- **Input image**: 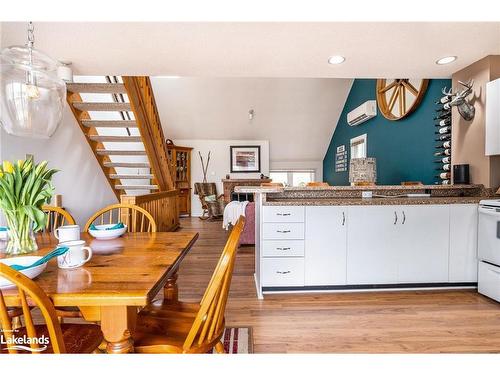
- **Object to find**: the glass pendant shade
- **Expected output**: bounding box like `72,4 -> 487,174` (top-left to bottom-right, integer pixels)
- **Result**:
0,44 -> 66,138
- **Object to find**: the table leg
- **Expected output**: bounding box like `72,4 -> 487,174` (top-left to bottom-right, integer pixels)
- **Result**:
163,272 -> 179,302
100,306 -> 137,354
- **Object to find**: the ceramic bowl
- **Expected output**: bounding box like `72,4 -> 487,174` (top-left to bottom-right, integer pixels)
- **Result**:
0,256 -> 47,289
89,224 -> 127,240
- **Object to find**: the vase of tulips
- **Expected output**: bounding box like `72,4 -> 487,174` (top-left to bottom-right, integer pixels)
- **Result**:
0,158 -> 58,255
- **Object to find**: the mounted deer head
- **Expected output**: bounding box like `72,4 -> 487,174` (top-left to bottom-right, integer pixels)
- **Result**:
448,79 -> 475,121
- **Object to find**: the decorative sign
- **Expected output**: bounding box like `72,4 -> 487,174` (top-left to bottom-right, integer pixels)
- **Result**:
335,145 -> 347,172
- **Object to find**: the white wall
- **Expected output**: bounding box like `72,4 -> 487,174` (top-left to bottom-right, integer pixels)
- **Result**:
0,105 -> 118,226
173,139 -> 269,217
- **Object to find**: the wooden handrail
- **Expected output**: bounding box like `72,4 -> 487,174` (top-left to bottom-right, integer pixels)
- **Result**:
122,76 -> 174,191
121,189 -> 179,231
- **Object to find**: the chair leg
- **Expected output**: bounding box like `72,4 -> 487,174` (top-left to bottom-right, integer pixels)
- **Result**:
214,341 -> 225,354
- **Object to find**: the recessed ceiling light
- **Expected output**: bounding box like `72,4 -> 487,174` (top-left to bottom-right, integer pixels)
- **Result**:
436,56 -> 457,65
328,55 -> 346,65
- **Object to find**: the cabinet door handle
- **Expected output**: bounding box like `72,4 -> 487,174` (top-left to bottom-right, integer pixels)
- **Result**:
276,247 -> 291,251
276,213 -> 291,216
402,211 -> 406,225
394,211 -> 398,225
277,230 -> 291,233
342,211 -> 346,226
276,271 -> 291,274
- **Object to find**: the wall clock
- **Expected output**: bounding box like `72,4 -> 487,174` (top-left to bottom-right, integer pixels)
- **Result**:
376,79 -> 429,120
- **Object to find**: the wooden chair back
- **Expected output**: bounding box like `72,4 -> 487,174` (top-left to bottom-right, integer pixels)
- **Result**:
0,264 -> 66,353
41,206 -> 76,234
306,182 -> 329,187
84,203 -> 157,232
183,216 -> 245,352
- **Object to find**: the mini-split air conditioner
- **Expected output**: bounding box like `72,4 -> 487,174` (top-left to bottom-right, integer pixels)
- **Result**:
347,100 -> 377,126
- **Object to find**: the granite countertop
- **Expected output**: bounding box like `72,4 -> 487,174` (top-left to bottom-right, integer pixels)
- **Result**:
263,196 -> 485,206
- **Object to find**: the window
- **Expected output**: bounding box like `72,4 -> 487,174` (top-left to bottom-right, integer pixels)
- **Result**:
269,170 -> 316,187
350,134 -> 367,159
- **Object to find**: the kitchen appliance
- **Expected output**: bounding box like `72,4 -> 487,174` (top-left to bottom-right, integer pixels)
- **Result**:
453,164 -> 470,184
478,199 -> 500,302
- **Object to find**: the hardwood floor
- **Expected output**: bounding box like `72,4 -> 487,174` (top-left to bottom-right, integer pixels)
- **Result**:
176,217 -> 500,353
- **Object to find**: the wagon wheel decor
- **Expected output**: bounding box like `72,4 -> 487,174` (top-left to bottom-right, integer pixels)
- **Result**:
376,79 -> 429,120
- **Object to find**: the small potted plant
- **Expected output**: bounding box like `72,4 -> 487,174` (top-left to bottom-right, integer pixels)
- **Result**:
0,158 -> 58,255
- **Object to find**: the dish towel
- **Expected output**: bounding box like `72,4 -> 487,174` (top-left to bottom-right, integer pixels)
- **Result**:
223,201 -> 248,230
89,222 -> 125,231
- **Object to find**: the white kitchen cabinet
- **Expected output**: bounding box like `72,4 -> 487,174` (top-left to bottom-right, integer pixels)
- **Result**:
262,258 -> 305,287
449,204 -> 478,282
347,206 -> 400,284
485,78 -> 500,155
397,205 -> 450,283
263,206 -> 305,223
305,206 -> 347,285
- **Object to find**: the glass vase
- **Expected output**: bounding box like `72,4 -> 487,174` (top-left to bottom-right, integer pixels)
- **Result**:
4,211 -> 38,255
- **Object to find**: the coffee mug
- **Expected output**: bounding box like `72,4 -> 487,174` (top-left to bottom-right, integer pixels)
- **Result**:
57,240 -> 92,269
54,225 -> 80,243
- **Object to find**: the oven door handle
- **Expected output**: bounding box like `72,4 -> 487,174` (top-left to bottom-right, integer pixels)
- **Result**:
478,207 -> 500,216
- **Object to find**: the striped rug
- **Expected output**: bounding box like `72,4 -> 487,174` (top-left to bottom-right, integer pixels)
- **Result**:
210,327 -> 253,354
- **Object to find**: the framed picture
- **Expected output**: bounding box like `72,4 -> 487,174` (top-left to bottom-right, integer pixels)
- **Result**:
230,145 -> 261,173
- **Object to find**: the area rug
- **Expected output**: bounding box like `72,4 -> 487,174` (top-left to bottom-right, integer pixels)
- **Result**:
209,327 -> 253,354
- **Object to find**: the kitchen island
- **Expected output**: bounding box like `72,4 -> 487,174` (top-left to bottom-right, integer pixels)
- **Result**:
234,184 -> 491,299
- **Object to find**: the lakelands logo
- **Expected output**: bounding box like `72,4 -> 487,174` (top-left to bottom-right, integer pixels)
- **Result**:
1,329 -> 49,352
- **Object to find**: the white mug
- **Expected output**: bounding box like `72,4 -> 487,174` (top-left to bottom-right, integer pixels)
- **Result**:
57,240 -> 92,269
54,225 -> 80,243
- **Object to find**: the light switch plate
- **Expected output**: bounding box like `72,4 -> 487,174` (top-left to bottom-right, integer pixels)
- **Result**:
362,191 -> 373,198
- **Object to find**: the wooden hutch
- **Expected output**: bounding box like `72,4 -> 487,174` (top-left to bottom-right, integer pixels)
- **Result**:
166,141 -> 193,216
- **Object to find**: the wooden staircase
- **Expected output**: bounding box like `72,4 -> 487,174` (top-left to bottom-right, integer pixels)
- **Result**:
66,77 -> 174,200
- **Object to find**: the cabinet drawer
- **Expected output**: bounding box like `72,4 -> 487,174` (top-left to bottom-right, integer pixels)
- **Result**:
262,223 -> 304,240
262,258 -> 305,287
263,206 -> 304,223
263,240 -> 305,257
478,261 -> 500,302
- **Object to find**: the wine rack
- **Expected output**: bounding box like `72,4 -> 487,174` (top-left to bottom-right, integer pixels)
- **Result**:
433,90 -> 453,185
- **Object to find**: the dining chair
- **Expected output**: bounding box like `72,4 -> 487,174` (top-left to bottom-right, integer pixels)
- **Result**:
0,263 -> 103,354
42,205 -> 76,234
84,203 -> 157,233
306,182 -> 330,187
133,216 -> 245,354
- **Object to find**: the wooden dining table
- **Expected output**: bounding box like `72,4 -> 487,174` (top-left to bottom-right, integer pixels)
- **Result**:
0,231 -> 199,353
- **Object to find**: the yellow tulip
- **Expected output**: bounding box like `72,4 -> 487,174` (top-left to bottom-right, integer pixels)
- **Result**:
0,171 -> 3,178
2,161 -> 13,174
17,160 -> 24,169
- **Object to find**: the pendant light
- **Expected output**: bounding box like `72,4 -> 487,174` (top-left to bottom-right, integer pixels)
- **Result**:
0,22 -> 66,138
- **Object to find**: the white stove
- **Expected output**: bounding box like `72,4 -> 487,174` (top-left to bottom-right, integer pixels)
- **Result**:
478,200 -> 500,302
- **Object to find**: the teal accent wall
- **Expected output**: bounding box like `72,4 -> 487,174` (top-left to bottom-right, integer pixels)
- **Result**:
323,79 -> 451,186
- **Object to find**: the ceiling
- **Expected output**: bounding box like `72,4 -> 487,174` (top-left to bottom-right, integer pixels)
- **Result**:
1,22 -> 499,77
151,77 -> 353,162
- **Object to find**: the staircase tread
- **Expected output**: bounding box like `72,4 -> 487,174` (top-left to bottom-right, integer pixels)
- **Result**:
103,162 -> 150,167
109,174 -> 154,179
82,120 -> 137,128
67,82 -> 127,93
89,135 -> 142,142
115,185 -> 159,190
96,149 -> 146,155
72,102 -> 131,111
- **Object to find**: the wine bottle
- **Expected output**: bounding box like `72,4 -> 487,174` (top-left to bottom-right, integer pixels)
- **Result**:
436,126 -> 451,134
434,149 -> 451,156
441,179 -> 450,185
435,134 -> 451,141
435,118 -> 451,127
434,141 -> 451,149
435,94 -> 453,104
433,112 -> 452,120
436,172 -> 451,179
435,164 -> 451,171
